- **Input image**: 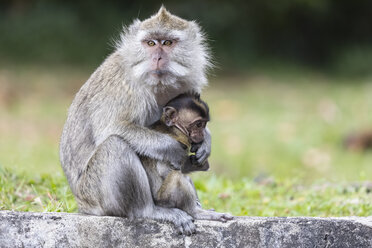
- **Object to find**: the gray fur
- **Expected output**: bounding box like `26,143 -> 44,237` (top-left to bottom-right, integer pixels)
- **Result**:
59,7 -> 211,235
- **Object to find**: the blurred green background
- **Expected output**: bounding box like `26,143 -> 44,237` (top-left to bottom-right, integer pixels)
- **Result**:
1,0 -> 372,215
1,0 -> 372,74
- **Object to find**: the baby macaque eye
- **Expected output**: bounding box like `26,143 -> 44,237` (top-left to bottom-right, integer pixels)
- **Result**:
147,40 -> 156,46
163,40 -> 173,46
196,121 -> 205,128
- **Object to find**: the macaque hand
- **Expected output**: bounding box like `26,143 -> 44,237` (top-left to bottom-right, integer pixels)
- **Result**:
195,129 -> 211,164
189,144 -> 200,165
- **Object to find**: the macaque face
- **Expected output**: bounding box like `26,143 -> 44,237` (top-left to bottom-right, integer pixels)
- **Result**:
118,7 -> 209,89
177,109 -> 207,144
187,119 -> 207,144
142,38 -> 179,79
163,96 -> 209,145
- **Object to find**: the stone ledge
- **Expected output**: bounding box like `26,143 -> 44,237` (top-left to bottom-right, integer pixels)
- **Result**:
0,211 -> 371,248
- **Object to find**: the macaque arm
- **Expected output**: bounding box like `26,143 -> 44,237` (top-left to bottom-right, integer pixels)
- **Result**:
111,122 -> 187,168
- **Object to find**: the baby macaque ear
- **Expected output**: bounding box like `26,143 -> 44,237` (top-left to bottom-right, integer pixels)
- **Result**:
163,106 -> 178,126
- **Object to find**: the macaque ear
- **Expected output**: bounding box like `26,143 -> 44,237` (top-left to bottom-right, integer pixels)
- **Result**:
163,106 -> 178,126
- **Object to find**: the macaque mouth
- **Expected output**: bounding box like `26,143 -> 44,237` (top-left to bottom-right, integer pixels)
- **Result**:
150,69 -> 168,77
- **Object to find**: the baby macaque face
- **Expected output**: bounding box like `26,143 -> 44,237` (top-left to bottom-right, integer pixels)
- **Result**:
177,109 -> 208,144
163,106 -> 208,144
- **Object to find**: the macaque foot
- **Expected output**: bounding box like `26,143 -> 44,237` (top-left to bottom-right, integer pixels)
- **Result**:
170,208 -> 196,235
195,210 -> 234,223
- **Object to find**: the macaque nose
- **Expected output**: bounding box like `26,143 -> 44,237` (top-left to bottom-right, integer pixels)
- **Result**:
152,48 -> 166,69
153,55 -> 162,62
152,47 -> 162,60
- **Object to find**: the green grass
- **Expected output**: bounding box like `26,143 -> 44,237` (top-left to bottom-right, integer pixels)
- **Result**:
0,65 -> 372,216
195,175 -> 372,216
1,167 -> 371,216
0,167 -> 76,212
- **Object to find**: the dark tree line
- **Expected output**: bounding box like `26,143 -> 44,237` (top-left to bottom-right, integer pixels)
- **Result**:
1,0 -> 372,74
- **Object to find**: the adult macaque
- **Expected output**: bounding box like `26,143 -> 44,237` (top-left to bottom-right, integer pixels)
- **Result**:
60,7 -> 213,235
142,93 -> 233,223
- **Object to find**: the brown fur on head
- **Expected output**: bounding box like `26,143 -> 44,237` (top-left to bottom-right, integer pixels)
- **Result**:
141,6 -> 189,30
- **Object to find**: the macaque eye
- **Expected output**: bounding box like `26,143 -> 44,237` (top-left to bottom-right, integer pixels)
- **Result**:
195,121 -> 205,128
163,40 -> 173,46
147,40 -> 156,46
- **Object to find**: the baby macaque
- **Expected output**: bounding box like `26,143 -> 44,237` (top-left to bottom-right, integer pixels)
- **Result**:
142,93 -> 233,223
